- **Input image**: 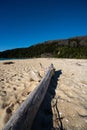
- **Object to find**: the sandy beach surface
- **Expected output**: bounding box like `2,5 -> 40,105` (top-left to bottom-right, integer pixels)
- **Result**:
0,58 -> 87,130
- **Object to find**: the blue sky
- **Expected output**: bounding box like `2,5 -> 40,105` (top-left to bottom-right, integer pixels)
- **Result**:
0,0 -> 87,51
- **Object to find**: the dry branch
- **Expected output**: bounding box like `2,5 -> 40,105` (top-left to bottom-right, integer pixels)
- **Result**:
3,64 -> 55,130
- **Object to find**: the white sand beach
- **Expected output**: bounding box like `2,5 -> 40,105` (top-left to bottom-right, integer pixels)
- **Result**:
0,58 -> 87,130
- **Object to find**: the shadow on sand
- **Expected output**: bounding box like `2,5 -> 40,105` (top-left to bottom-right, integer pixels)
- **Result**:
31,70 -> 64,130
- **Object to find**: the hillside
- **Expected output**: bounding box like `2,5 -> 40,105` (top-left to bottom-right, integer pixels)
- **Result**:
0,36 -> 87,59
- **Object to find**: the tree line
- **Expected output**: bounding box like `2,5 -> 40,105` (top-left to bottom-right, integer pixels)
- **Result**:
0,37 -> 87,59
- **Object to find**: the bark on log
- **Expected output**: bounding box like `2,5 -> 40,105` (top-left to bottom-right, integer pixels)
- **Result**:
3,64 -> 55,130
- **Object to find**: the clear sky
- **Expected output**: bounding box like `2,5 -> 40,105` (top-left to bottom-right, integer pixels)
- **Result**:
0,0 -> 87,51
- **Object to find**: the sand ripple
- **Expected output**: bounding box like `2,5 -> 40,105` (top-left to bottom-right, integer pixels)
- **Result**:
0,58 -> 87,130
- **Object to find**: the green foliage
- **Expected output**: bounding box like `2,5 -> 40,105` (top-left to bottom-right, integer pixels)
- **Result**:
54,46 -> 87,58
0,39 -> 87,59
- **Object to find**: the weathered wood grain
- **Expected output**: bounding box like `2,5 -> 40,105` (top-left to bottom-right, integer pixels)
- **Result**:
3,64 -> 55,130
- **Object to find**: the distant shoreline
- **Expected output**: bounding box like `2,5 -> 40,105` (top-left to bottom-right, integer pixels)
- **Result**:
0,58 -> 31,61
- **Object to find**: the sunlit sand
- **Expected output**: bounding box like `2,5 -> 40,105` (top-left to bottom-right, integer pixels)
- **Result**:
0,58 -> 87,130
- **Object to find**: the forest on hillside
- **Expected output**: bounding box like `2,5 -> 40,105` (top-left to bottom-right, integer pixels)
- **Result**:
0,37 -> 87,59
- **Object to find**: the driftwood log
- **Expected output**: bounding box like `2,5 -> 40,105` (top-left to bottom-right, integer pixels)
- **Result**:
3,64 -> 55,130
